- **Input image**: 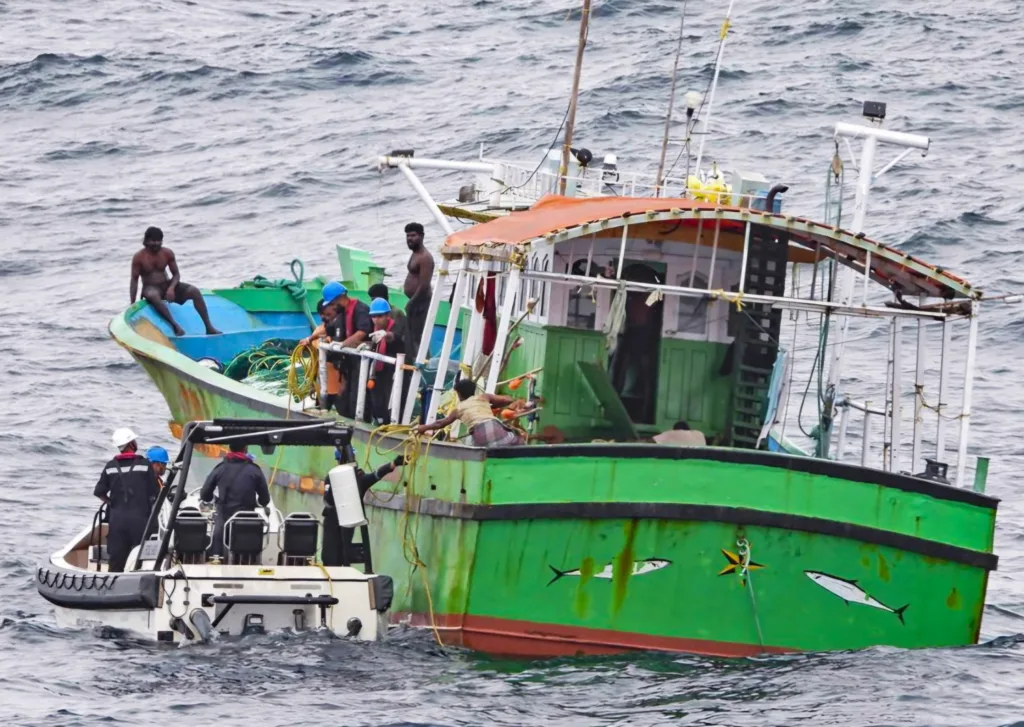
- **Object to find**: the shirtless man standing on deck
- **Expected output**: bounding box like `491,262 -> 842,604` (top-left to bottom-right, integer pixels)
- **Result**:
403,221 -> 434,355
130,226 -> 221,336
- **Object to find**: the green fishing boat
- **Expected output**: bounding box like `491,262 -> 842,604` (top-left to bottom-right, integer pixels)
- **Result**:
109,99 -> 999,655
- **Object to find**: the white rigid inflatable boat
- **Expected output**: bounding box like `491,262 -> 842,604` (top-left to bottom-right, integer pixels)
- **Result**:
37,418 -> 392,644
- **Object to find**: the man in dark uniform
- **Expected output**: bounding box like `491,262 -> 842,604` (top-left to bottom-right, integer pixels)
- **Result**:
199,442 -> 271,557
321,446 -> 404,567
94,427 -> 161,572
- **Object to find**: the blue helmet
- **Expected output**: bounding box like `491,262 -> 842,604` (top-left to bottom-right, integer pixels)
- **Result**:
146,446 -> 170,464
322,280 -> 347,305
368,297 -> 391,316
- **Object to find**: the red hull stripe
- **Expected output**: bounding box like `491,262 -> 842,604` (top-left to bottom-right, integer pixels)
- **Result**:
391,612 -> 795,658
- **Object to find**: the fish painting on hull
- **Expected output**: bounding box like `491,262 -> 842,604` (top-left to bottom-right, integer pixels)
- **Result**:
805,570 -> 909,624
547,559 -> 671,586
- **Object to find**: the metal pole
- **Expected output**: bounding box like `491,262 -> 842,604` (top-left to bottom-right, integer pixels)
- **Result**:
425,268 -> 468,424
654,1 -> 688,194
403,257 -> 450,424
860,400 -> 871,467
826,121 -> 930,405
687,218 -> 705,287
861,251 -> 871,305
911,294 -> 926,472
955,301 -> 980,488
558,0 -> 591,196
154,423 -> 197,571
391,353 -> 405,425
524,269 -> 946,321
891,314 -> 903,472
883,317 -> 893,470
485,267 -> 522,393
318,342 -> 328,404
827,133 -> 877,404
935,317 -> 951,463
738,221 -> 751,293
462,268 -> 484,368
616,223 -> 629,279
693,0 -> 736,176
707,218 -> 722,291
354,357 -> 370,422
397,164 -> 455,236
836,403 -> 850,462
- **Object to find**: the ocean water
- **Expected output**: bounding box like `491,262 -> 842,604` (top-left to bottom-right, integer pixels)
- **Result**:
2,0 -> 1024,724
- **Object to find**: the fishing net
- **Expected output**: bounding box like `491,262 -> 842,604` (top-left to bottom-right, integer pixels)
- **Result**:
223,338 -> 304,396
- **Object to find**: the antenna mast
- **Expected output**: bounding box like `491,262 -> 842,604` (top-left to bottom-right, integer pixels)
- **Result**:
655,2 -> 688,196
558,0 -> 591,196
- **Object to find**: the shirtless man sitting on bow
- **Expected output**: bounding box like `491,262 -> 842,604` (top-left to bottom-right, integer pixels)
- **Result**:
130,226 -> 221,336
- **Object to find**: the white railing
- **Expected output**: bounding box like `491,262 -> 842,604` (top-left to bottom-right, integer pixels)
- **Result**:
833,396 -> 885,468
319,343 -> 407,424
487,159 -> 770,207
377,153 -> 775,210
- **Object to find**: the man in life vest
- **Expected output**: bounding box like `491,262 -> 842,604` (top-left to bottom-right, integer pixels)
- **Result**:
367,297 -> 408,425
301,281 -> 372,419
94,428 -> 161,572
321,445 -> 404,567
199,442 -> 271,557
145,446 -> 171,487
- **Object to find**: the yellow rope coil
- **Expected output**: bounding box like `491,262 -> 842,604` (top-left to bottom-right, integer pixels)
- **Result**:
287,342 -> 319,404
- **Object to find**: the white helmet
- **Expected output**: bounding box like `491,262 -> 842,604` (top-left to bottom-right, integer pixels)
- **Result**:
111,427 -> 139,449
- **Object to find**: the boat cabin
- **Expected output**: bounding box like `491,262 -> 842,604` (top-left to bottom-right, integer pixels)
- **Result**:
395,190 -> 981,486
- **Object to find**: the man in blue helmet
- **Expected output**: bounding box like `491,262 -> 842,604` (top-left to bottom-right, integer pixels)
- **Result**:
301,280 -> 372,419
321,445 -> 404,567
367,296 -> 408,425
145,445 -> 171,487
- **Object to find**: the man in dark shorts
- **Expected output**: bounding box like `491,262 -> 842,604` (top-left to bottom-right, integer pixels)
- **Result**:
403,222 -> 434,357
130,226 -> 221,337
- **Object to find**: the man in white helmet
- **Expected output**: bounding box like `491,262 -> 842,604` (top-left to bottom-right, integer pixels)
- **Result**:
93,428 -> 161,572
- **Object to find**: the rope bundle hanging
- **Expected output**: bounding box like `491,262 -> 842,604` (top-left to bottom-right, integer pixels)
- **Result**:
362,424 -> 445,646
250,258 -> 319,330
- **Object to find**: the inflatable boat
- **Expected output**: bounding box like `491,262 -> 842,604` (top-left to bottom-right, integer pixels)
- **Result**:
37,418 -> 393,644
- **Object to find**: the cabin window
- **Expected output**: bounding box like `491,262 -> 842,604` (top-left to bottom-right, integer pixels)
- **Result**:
676,272 -> 710,335
566,259 -> 597,330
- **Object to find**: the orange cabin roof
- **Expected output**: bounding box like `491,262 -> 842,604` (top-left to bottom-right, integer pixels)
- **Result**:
441,194 -> 976,300
444,195 -> 723,249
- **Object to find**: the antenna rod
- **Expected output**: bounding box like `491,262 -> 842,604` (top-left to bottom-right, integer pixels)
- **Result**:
655,1 -> 688,196
693,0 -> 736,177
558,0 -> 591,196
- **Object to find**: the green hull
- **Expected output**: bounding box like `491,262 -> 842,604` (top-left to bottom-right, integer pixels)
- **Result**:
115,311 -> 998,657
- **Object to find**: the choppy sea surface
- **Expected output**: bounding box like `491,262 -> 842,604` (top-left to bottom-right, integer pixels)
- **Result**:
2,0 -> 1024,724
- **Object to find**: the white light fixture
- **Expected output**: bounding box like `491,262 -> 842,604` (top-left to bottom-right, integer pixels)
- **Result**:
684,91 -> 702,117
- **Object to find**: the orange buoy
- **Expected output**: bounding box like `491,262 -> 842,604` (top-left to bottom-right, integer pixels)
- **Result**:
501,408 -> 515,420
509,378 -> 523,390
366,379 -> 376,390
